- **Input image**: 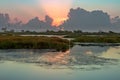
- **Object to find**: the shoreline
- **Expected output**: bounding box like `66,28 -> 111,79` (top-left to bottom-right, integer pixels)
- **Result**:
74,42 -> 120,46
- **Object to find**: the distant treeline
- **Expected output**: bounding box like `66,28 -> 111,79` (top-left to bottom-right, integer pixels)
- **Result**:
0,36 -> 69,52
0,29 -> 120,36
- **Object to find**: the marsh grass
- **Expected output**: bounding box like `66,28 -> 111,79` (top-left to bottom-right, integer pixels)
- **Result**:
0,36 -> 69,52
73,35 -> 120,43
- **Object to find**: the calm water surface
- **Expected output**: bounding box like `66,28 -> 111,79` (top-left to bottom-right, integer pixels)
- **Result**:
0,45 -> 120,80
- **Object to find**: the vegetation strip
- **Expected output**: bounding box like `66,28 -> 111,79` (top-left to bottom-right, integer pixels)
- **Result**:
0,36 -> 69,52
73,36 -> 120,43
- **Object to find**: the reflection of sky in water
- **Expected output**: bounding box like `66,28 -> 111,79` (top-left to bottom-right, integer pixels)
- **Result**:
0,45 -> 119,67
0,61 -> 119,80
101,46 -> 120,59
71,45 -> 109,55
0,45 -> 120,80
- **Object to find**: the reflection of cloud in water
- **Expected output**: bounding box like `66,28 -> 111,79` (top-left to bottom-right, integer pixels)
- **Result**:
85,50 -> 93,55
0,48 -> 119,70
70,45 -> 109,55
37,50 -> 70,65
101,46 -> 120,59
36,50 -> 118,67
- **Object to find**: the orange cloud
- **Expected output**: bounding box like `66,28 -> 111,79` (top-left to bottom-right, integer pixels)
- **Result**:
40,0 -> 72,26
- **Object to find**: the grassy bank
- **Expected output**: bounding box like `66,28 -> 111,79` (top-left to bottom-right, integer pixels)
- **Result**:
73,35 -> 120,43
0,36 -> 69,52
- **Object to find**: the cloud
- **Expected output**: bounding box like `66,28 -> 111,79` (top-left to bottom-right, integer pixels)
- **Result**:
40,0 -> 72,26
0,8 -> 120,32
0,13 -> 10,27
45,15 -> 53,25
59,7 -> 111,31
110,16 -> 120,32
22,16 -> 56,32
113,16 -> 120,26
0,13 -> 56,32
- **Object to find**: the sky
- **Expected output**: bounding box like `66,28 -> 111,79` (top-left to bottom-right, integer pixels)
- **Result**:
0,0 -> 120,26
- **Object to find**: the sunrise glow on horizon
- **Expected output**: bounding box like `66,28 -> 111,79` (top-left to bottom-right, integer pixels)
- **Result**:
40,0 -> 72,26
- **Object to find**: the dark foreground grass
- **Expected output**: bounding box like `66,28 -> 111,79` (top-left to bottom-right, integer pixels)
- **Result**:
0,36 -> 69,52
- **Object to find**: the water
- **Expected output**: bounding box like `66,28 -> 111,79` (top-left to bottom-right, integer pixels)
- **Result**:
0,45 -> 120,80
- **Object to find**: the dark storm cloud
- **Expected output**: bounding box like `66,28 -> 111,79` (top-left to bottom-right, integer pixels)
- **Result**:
59,8 -> 111,31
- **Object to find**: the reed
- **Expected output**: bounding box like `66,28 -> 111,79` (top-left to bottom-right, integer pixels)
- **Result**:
0,36 -> 69,52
